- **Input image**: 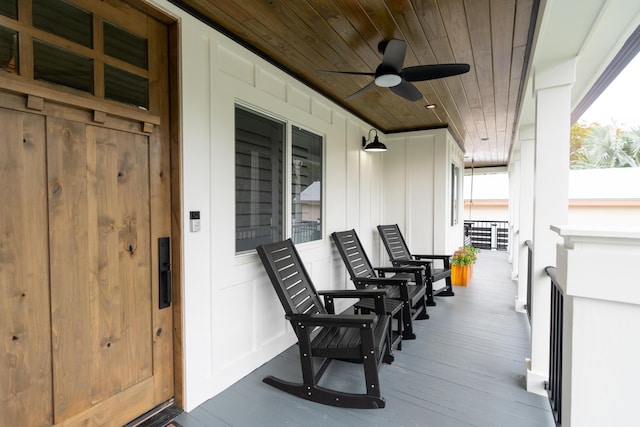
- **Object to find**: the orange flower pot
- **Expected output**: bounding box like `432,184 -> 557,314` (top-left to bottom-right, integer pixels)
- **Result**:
452,264 -> 472,286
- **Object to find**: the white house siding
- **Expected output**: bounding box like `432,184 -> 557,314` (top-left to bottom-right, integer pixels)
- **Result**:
382,130 -> 466,257
145,0 -> 462,411
464,168 -> 640,226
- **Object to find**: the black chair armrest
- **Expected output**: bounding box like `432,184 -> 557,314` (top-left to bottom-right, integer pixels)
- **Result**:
393,258 -> 430,266
412,254 -> 451,260
319,289 -> 387,314
354,277 -> 410,301
391,259 -> 434,278
412,254 -> 452,269
375,266 -> 425,274
287,313 -> 376,327
318,289 -> 387,298
354,277 -> 409,287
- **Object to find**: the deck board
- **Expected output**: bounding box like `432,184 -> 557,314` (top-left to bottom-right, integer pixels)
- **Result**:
174,251 -> 554,426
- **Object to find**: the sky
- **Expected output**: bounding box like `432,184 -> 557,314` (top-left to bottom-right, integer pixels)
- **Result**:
579,52 -> 640,129
464,51 -> 640,200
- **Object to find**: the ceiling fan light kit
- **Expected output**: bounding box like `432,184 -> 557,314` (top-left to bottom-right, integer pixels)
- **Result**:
318,39 -> 470,102
375,73 -> 402,87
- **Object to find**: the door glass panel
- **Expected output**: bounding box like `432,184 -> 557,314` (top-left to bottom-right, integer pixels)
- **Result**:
34,39 -> 92,93
104,64 -> 148,109
33,0 -> 92,48
104,21 -> 148,70
0,0 -> 17,19
0,26 -> 18,74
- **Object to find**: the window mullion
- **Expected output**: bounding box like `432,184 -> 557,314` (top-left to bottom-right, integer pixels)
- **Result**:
17,0 -> 33,78
284,124 -> 293,240
270,129 -> 283,243
93,13 -> 103,98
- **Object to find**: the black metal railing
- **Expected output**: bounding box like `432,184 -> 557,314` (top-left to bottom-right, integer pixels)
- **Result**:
525,240 -> 533,323
545,266 -> 563,427
464,220 -> 509,250
292,221 -> 321,243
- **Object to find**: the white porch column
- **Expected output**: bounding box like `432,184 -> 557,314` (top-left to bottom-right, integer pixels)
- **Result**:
552,226 -> 640,426
516,126 -> 534,313
508,154 -> 520,277
526,59 -> 575,395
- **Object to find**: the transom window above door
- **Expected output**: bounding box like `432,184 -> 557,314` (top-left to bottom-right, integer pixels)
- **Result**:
0,0 -> 149,109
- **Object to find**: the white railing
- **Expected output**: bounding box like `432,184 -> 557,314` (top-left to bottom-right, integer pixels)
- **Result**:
549,225 -> 640,426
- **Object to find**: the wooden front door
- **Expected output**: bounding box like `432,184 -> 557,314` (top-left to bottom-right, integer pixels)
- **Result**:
0,1 -> 175,425
0,91 -> 174,427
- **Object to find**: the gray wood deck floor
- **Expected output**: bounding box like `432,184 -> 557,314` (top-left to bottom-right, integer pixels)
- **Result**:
173,250 -> 554,427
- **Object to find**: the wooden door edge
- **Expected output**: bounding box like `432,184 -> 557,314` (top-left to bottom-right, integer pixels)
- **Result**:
166,16 -> 185,410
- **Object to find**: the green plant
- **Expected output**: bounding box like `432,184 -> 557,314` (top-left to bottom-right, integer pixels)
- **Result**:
451,245 -> 480,266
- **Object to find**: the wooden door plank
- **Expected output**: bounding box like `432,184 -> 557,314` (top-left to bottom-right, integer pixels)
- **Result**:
90,123 -> 125,402
113,128 -> 153,386
88,126 -> 153,403
0,107 -> 52,427
56,377 -> 156,427
49,116 -> 157,423
148,16 -> 175,403
47,117 -> 94,423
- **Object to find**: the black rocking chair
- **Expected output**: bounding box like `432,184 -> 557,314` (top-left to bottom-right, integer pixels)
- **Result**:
256,239 -> 393,409
378,224 -> 454,306
331,229 -> 429,340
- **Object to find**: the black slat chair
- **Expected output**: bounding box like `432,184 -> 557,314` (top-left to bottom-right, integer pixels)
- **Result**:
331,229 -> 429,340
378,224 -> 454,306
256,239 -> 393,409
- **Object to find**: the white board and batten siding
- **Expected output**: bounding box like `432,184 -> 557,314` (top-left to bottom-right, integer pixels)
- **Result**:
151,0 -> 464,410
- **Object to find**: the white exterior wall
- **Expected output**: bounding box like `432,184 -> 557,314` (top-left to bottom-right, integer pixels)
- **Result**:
466,201 -> 640,227
143,1 -> 469,410
382,129 -> 465,257
464,166 -> 640,226
463,201 -> 509,221
148,1 -> 390,410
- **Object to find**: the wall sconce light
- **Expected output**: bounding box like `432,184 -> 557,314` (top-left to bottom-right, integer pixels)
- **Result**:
362,129 -> 387,152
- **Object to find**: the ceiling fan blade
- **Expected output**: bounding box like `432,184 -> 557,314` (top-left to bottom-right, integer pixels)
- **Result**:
317,70 -> 375,76
380,39 -> 406,72
390,80 -> 422,102
345,80 -> 376,101
402,63 -> 470,81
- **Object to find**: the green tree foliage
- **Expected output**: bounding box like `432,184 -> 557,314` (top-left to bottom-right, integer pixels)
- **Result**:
570,121 -> 640,169
622,127 -> 640,162
570,121 -> 598,164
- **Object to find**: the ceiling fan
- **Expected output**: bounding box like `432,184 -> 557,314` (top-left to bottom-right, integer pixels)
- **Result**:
318,39 -> 470,102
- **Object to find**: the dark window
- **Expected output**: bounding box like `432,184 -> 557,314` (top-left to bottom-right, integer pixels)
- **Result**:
235,107 -> 285,253
0,26 -> 18,74
104,21 -> 148,70
34,39 -> 92,93
33,0 -> 92,48
105,64 -> 148,108
0,0 -> 17,19
291,127 -> 322,244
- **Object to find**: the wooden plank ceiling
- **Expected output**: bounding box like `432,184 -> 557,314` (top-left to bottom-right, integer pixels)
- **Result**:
172,0 -> 537,168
